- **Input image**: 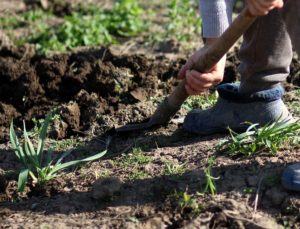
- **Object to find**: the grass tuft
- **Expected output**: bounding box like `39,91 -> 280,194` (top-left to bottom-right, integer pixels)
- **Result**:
217,121 -> 300,157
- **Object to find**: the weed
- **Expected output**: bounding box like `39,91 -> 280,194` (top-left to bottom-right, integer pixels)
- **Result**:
167,0 -> 201,42
53,137 -> 82,151
203,157 -> 218,195
10,112 -> 109,192
146,0 -> 201,48
128,170 -> 148,180
31,114 -> 60,137
289,101 -> 300,116
0,10 -> 52,30
26,0 -> 148,53
163,160 -> 186,175
95,169 -> 111,179
170,190 -> 201,214
182,91 -> 218,112
243,187 -> 254,194
120,147 -> 153,167
217,121 -> 300,157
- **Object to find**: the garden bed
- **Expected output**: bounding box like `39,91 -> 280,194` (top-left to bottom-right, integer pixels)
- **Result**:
1,1 -> 300,228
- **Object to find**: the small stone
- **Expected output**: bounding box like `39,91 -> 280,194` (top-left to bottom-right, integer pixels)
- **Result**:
92,177 -> 122,200
59,101 -> 80,130
144,164 -> 155,175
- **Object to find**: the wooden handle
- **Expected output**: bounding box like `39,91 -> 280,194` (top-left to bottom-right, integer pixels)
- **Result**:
149,7 -> 256,125
168,7 -> 256,108
192,7 -> 256,72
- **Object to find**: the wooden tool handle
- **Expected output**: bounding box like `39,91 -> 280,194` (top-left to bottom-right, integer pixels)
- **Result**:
168,7 -> 256,109
150,7 -> 256,125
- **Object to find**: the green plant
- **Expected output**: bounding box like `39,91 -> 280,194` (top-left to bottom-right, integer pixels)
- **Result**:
217,121 -> 300,157
182,92 -> 218,112
170,190 -> 201,214
26,0 -> 148,53
289,101 -> 300,116
10,113 -> 109,192
128,170 -> 148,180
31,114 -> 60,137
167,0 -> 201,42
146,0 -> 201,47
203,157 -> 218,195
120,147 -> 153,167
163,161 -> 186,175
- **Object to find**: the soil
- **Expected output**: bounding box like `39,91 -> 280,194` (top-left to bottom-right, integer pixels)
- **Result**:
0,45 -> 186,142
1,3 -> 300,228
0,43 -> 300,228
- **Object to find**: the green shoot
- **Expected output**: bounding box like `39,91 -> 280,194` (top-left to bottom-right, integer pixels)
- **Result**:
163,161 -> 186,175
10,113 -> 109,192
120,147 -> 153,168
203,157 -> 218,195
217,121 -> 300,157
182,91 -> 218,112
170,190 -> 201,214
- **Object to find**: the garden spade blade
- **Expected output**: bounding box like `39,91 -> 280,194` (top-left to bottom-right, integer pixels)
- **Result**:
116,7 -> 256,133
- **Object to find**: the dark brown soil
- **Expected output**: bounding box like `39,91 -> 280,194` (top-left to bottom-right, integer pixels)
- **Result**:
0,44 -> 300,228
0,45 -> 185,142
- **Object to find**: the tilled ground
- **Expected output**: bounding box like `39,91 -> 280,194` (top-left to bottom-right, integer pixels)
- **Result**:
0,42 -> 300,228
0,45 -> 185,142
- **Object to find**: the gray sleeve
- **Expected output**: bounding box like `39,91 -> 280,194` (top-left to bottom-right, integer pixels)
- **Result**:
199,0 -> 236,38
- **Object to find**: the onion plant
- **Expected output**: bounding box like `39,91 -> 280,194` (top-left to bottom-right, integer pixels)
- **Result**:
10,113 -> 109,192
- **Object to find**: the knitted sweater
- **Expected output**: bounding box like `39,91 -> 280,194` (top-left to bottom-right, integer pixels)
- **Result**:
199,0 -> 236,38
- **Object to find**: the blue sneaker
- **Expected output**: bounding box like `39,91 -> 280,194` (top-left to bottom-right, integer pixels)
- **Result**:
282,164 -> 300,191
183,83 -> 292,135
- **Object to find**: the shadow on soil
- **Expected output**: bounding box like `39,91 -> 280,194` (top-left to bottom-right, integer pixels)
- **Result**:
1,130 -> 300,219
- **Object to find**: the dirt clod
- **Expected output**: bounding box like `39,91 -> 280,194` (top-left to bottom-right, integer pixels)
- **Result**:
92,177 -> 123,200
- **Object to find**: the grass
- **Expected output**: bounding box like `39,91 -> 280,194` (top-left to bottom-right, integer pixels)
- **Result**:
0,9 -> 52,30
169,190 -> 201,214
289,101 -> 300,116
146,0 -> 201,49
203,157 -> 218,195
217,121 -> 300,157
10,112 -> 109,192
182,91 -> 218,112
1,0 -> 202,53
119,147 -> 153,168
163,160 -> 186,175
19,0 -> 148,53
128,170 -> 148,180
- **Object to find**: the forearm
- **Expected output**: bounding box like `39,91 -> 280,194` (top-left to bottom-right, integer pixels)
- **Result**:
199,0 -> 236,38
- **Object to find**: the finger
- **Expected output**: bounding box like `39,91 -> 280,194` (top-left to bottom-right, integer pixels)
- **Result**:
190,71 -> 222,85
178,60 -> 193,79
274,0 -> 284,8
186,71 -> 213,92
251,0 -> 270,15
185,84 -> 205,96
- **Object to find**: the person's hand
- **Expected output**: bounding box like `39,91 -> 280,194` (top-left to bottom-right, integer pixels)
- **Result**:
178,40 -> 226,96
247,0 -> 284,16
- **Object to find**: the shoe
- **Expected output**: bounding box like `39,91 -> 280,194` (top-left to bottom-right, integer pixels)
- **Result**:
282,164 -> 300,191
183,83 -> 292,135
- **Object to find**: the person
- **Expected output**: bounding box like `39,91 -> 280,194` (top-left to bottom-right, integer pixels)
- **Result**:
178,0 -> 300,191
